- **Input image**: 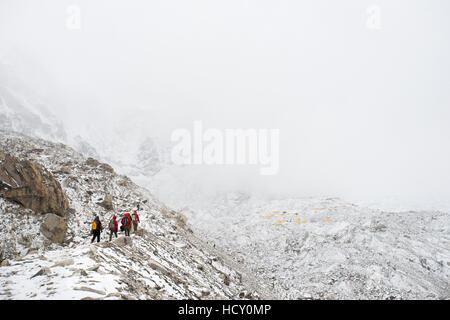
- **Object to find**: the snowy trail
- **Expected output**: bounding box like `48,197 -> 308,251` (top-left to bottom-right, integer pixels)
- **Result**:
0,207 -> 264,300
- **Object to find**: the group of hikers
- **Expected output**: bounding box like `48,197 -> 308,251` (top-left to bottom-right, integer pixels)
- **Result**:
91,209 -> 141,243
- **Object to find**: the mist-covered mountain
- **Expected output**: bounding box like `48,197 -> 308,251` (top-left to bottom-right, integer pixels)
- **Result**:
0,63 -> 67,143
0,60 -> 172,180
1,60 -> 448,300
0,63 -> 274,299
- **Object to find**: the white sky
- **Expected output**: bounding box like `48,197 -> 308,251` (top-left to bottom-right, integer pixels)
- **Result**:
1,0 -> 449,207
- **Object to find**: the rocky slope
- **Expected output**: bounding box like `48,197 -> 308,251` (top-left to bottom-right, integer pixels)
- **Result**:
0,130 -> 271,300
174,194 -> 450,300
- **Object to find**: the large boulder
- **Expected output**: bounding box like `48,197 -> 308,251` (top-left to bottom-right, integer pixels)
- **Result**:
97,194 -> 114,211
40,213 -> 68,243
0,153 -> 69,216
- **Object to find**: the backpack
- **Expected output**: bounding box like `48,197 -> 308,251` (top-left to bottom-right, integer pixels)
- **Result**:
92,221 -> 97,231
121,217 -> 128,226
109,219 -> 116,230
132,213 -> 137,221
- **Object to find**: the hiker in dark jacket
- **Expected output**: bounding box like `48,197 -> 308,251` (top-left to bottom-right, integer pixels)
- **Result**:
109,215 -> 119,241
91,215 -> 103,243
121,213 -> 132,237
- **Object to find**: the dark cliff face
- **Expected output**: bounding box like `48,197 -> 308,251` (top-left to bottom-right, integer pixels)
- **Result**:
0,151 -> 69,216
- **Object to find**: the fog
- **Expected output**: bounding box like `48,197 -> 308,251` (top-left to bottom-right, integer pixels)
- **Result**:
1,0 -> 450,209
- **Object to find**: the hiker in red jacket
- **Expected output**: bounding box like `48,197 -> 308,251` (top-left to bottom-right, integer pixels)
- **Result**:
132,210 -> 140,232
121,212 -> 132,237
109,215 -> 118,241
